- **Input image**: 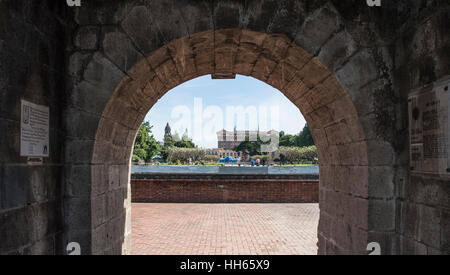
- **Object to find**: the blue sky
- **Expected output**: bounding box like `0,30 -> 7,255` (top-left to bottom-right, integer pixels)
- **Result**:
144,75 -> 306,148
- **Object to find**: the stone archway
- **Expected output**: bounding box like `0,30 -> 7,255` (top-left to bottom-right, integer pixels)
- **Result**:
64,2 -> 396,255
91,29 -> 371,255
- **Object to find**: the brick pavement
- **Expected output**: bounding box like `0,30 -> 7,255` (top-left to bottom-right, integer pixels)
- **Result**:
131,203 -> 319,255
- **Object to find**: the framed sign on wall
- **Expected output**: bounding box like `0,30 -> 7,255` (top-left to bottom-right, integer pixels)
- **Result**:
408,76 -> 450,178
20,99 -> 50,158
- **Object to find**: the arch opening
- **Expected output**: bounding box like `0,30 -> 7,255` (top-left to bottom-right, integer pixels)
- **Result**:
83,29 -> 370,255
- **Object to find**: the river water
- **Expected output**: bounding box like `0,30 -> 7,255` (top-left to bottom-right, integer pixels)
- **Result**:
131,165 -> 319,175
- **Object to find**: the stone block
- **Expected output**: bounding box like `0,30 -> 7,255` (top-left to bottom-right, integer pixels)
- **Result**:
266,62 -> 297,90
406,176 -> 450,209
65,139 -> 94,164
91,165 -> 108,196
23,237 -> 55,255
350,197 -> 369,230
108,165 -> 121,192
0,119 -> 22,164
146,0 -> 189,43
317,30 -> 358,72
351,226 -> 368,254
261,34 -> 291,61
318,165 -> 334,191
92,223 -> 107,255
400,202 -> 419,239
0,207 -> 30,254
153,59 -> 182,90
366,140 -> 394,166
1,165 -> 29,210
70,80 -> 111,116
74,26 -> 98,50
304,80 -> 342,110
368,199 -> 395,232
368,166 -> 395,199
64,165 -> 90,197
251,54 -> 277,81
350,141 -> 369,166
400,236 -> 427,255
295,3 -> 341,55
417,205 -> 441,248
284,76 -> 310,101
176,0 -> 213,34
74,2 -> 124,25
307,105 -> 334,127
92,194 -> 107,228
284,44 -> 311,69
441,210 -> 450,254
63,107 -> 101,139
349,166 -> 369,198
335,49 -> 379,95
102,29 -> 144,73
121,5 -> 163,54
324,122 -> 351,146
144,75 -> 167,99
27,202 -> 56,243
333,165 -> 350,194
234,44 -> 259,76
83,52 -> 126,95
168,37 -> 198,81
297,58 -> 330,89
64,197 -> 91,232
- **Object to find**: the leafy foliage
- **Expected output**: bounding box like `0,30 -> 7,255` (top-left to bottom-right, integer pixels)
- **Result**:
234,125 -> 315,156
167,147 -> 206,163
278,146 -> 318,163
296,124 -> 315,147
132,122 -> 160,163
233,134 -> 272,155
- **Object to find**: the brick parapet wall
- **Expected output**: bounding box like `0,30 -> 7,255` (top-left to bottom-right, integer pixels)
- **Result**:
131,178 -> 319,203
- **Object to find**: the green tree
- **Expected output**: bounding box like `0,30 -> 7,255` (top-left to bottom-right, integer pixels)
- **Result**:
132,122 -> 160,163
234,135 -> 266,156
279,133 -> 297,147
296,124 -> 315,147
174,128 -> 196,148
161,129 -> 197,161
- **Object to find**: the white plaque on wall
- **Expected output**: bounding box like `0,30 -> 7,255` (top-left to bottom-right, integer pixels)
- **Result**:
20,99 -> 50,157
408,76 -> 450,177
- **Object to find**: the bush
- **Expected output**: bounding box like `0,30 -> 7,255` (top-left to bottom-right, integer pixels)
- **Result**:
278,146 -> 317,163
168,147 -> 206,163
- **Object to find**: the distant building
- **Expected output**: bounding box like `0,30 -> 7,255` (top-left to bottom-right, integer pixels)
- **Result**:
216,129 -> 279,150
164,122 -> 172,139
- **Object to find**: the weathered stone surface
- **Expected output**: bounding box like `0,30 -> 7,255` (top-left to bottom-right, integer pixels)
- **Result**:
335,49 -> 379,94
317,30 -> 358,72
369,199 -> 396,232
1,166 -> 29,209
295,3 -> 341,55
441,210 -> 450,254
102,29 -> 144,73
417,205 -> 441,249
368,166 -> 395,199
121,6 -> 163,55
74,26 -> 98,50
82,52 -> 126,96
1,0 -> 448,255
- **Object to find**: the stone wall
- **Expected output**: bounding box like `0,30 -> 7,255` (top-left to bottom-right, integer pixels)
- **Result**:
0,0 -> 448,255
0,1 -> 69,254
131,175 -> 319,203
393,3 -> 450,255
